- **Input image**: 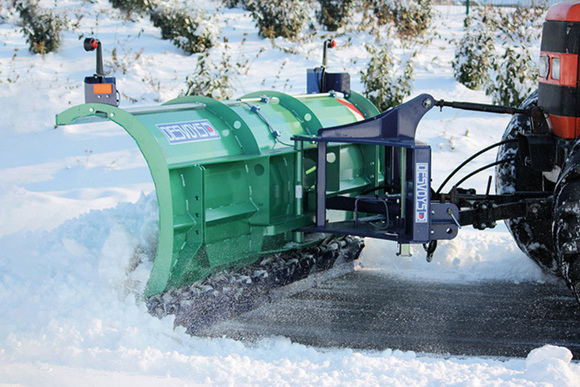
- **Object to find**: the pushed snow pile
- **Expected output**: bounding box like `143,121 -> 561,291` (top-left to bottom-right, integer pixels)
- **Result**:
0,196 -> 579,386
0,194 -> 159,340
524,345 -> 578,385
360,227 -> 554,284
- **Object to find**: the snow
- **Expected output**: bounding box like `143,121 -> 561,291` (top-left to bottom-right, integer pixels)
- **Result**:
1,1 -> 579,385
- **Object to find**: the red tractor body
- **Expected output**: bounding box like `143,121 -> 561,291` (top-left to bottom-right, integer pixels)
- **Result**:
539,1 -> 580,139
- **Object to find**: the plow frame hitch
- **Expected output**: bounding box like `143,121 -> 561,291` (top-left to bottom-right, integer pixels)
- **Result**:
294,94 -> 460,244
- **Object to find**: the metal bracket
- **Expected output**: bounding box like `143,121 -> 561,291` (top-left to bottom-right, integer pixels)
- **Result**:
294,94 -> 440,244
430,203 -> 460,240
397,243 -> 412,257
354,196 -> 390,229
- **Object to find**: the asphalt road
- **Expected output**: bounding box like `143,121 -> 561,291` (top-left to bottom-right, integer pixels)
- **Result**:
197,270 -> 580,358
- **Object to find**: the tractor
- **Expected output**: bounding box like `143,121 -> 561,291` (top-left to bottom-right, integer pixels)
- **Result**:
496,0 -> 580,302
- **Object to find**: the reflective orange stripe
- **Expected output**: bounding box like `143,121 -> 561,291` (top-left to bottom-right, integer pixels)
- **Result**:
93,83 -> 113,94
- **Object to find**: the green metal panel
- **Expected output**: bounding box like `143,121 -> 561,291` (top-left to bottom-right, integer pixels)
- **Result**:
242,91 -> 323,136
56,103 -> 186,296
164,95 -> 261,155
131,104 -> 245,166
55,91 -> 380,297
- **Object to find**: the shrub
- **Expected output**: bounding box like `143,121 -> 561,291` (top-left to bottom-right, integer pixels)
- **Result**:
486,46 -> 537,107
482,5 -> 544,106
487,4 -> 546,44
453,5 -> 543,106
246,0 -> 312,40
150,4 -> 217,54
452,16 -> 495,90
371,0 -> 388,24
372,0 -> 432,39
17,0 -> 63,55
109,0 -> 152,18
222,0 -> 247,8
392,0 -> 432,39
316,0 -> 354,32
360,43 -> 415,112
184,49 -> 234,100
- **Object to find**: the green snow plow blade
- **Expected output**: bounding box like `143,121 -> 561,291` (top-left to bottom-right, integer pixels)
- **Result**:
56,92 -> 380,298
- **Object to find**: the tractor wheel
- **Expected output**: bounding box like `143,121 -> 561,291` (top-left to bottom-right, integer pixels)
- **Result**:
495,90 -> 558,273
554,140 -> 580,301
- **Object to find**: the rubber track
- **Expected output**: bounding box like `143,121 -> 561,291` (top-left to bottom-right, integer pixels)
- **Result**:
146,235 -> 365,333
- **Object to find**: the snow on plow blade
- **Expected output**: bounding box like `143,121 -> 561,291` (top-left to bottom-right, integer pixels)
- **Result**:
55,92 -> 380,298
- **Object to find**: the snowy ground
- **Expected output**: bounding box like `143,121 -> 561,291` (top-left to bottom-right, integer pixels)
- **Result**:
1,1 -> 579,385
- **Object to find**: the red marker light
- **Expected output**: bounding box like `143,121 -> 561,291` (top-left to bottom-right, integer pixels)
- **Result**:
83,38 -> 100,52
330,40 -> 337,48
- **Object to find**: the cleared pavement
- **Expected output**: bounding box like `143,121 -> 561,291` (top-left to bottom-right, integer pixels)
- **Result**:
198,270 -> 580,358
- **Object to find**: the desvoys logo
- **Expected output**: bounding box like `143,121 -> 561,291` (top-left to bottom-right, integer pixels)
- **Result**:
157,119 -> 220,144
415,162 -> 429,224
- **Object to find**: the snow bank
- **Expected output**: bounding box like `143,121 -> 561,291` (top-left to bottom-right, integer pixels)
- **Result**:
0,190 -> 577,386
360,226 -> 554,284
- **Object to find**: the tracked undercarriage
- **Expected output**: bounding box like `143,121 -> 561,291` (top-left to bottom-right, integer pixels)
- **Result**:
146,236 -> 364,333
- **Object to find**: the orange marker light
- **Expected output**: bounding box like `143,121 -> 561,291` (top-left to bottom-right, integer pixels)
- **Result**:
93,83 -> 113,94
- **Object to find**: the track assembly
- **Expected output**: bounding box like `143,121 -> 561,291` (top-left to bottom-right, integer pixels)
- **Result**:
146,236 -> 364,333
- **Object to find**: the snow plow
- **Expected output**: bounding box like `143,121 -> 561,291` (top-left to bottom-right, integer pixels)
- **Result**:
56,1 -> 580,330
